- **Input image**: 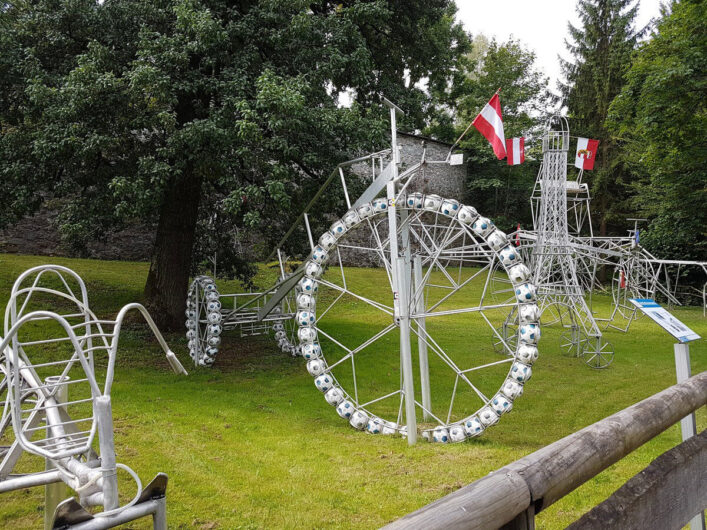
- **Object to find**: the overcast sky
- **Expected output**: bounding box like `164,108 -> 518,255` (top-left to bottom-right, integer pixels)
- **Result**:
455,0 -> 664,91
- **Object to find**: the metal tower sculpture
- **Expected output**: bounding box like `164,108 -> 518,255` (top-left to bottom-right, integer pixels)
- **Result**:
530,117 -> 613,367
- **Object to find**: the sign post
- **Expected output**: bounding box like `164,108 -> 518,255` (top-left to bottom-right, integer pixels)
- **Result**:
630,298 -> 704,530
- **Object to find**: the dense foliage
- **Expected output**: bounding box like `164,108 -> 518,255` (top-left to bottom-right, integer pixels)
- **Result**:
0,0 -> 469,326
608,0 -> 706,261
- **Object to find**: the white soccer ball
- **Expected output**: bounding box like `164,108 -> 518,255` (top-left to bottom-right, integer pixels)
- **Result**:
519,304 -> 540,323
208,324 -> 222,335
301,342 -> 322,360
185,308 -> 196,319
357,203 -> 374,219
186,329 -> 196,340
329,220 -> 347,239
305,261 -> 323,279
207,300 -> 221,312
478,406 -> 500,426
472,217 -> 494,238
314,373 -> 334,393
519,323 -> 541,344
381,421 -> 397,435
349,410 -> 369,430
440,198 -> 460,217
298,327 -> 317,343
185,319 -> 197,330
517,344 -> 539,365
423,194 -> 443,212
324,387 -> 344,406
272,322 -> 284,332
207,336 -> 221,348
502,378 -> 524,400
207,312 -> 222,324
406,192 -> 424,209
491,393 -> 513,415
515,283 -> 537,303
336,400 -> 354,419
457,205 -> 478,225
206,291 -> 219,302
306,359 -> 326,376
275,330 -> 286,341
449,425 -> 467,442
499,246 -> 521,267
297,293 -> 316,311
204,282 -> 217,292
298,277 -> 318,294
487,229 -> 508,251
342,210 -> 360,229
462,417 -> 484,437
432,426 -> 450,443
311,245 -> 329,264
366,417 -> 383,434
510,361 -> 533,383
319,231 -> 336,250
372,198 -> 388,212
508,263 -> 531,284
296,310 -> 315,327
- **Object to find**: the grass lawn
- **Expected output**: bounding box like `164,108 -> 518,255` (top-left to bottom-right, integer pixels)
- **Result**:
0,253 -> 705,529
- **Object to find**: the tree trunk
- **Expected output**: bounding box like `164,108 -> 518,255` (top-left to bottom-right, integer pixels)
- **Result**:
144,168 -> 203,330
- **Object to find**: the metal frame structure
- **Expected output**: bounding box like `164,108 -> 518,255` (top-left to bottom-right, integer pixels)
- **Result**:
505,116 -> 707,368
0,265 -> 186,528
186,101 -> 541,444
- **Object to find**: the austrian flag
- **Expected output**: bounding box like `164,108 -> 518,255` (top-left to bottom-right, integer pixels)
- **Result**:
472,93 -> 506,159
575,137 -> 600,170
506,137 -> 525,165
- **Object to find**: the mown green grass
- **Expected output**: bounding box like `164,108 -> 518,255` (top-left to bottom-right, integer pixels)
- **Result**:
0,253 -> 704,529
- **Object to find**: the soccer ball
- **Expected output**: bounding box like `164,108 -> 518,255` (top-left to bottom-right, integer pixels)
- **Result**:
349,410 -> 369,430
502,378 -> 524,400
423,194 -> 443,212
406,192 -> 424,209
372,198 -> 388,212
275,330 -> 287,341
297,310 -> 315,327
463,417 -> 484,437
273,322 -> 284,332
207,336 -> 221,348
519,323 -> 541,344
457,205 -> 478,225
336,400 -> 354,419
508,263 -> 531,284
357,203 -> 374,219
491,393 -> 513,415
311,245 -> 329,264
517,344 -> 539,365
471,217 -> 494,238
324,387 -> 344,406
306,359 -> 326,377
185,319 -> 197,330
449,425 -> 467,443
511,361 -> 532,383
478,406 -> 500,427
342,210 -> 360,229
440,198 -> 460,216
185,309 -> 196,319
432,426 -> 450,443
297,293 -> 316,311
314,373 -> 334,393
381,421 -> 397,435
499,246 -> 521,267
519,304 -> 540,323
487,229 -> 508,251
329,220 -> 347,239
319,231 -> 336,250
301,342 -> 322,360
298,327 -> 317,343
298,277 -> 318,294
204,283 -> 217,292
366,417 -> 383,434
305,261 -> 323,279
205,291 -> 219,302
207,300 -> 221,312
207,312 -> 222,324
515,283 -> 537,303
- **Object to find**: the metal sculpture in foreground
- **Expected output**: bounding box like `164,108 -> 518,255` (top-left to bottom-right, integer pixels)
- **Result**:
0,265 -> 186,528
187,100 -> 541,444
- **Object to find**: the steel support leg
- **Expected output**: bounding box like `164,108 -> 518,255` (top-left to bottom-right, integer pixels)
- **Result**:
95,396 -> 119,511
397,256 -> 417,445
413,255 -> 431,420
45,377 -> 68,530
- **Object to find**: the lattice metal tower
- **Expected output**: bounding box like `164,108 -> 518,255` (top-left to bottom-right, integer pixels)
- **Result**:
530,116 -> 613,367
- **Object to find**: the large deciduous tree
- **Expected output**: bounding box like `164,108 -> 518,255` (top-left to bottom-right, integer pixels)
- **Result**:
559,0 -> 643,236
607,0 -> 706,261
0,0 -> 469,328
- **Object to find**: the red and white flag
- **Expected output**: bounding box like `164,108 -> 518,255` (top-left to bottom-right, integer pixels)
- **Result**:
575,137 -> 599,170
472,93 -> 506,159
506,137 -> 524,165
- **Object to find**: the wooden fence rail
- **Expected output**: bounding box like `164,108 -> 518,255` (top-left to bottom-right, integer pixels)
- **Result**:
383,370 -> 707,530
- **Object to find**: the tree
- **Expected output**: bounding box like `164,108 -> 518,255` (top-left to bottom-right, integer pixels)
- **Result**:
0,0 -> 469,328
426,37 -> 550,229
607,0 -> 706,261
559,0 -> 644,236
